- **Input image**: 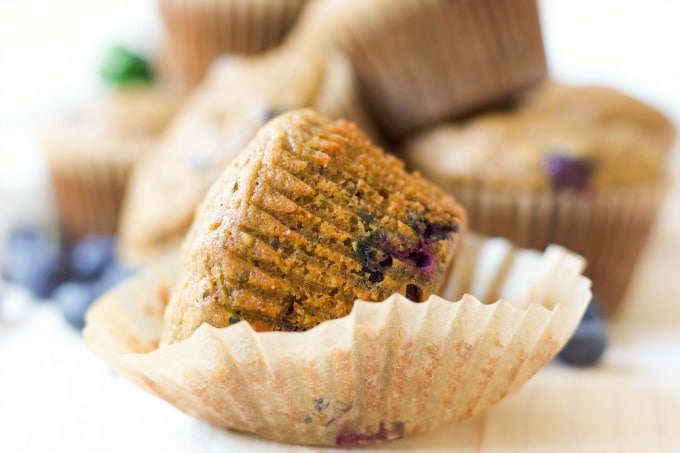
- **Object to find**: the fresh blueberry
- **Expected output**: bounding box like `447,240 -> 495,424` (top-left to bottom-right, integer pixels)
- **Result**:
543,154 -> 594,192
1,227 -> 70,298
93,263 -> 136,297
558,301 -> 607,366
53,281 -> 97,330
70,235 -> 116,281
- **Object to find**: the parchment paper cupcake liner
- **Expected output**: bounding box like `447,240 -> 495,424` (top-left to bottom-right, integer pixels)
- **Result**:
84,234 -> 590,446
452,185 -> 666,315
159,0 -> 308,86
329,0 -> 547,140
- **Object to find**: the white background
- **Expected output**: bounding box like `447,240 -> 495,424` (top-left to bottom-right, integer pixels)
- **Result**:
1,1 -> 679,452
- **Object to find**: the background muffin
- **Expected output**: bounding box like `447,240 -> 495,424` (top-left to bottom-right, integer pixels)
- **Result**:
43,84 -> 181,241
296,0 -> 547,140
401,83 -> 675,314
118,45 -> 377,264
158,0 -> 309,86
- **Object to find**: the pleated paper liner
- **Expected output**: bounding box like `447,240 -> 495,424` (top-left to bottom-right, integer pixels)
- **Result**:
452,184 -> 666,315
158,0 -> 308,86
45,151 -> 132,240
325,0 -> 547,140
84,233 -> 590,446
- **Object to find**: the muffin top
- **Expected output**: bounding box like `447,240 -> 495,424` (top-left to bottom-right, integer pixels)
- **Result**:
402,83 -> 674,191
162,109 -> 466,343
44,86 -> 182,164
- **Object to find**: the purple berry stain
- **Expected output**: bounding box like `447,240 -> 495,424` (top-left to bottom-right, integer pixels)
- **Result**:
336,421 -> 405,446
543,154 -> 594,192
355,217 -> 457,284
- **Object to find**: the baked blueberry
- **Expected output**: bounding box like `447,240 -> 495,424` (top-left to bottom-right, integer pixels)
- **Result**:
543,154 -> 594,192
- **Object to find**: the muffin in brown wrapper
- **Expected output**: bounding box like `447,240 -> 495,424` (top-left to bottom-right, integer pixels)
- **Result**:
43,86 -> 181,240
118,48 -> 379,265
402,83 -> 674,314
84,233 -> 591,446
451,186 -> 666,315
160,109 -> 466,341
159,0 -> 308,86
311,0 -> 547,140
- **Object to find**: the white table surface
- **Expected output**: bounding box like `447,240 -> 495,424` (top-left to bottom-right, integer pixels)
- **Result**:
1,1 -> 679,452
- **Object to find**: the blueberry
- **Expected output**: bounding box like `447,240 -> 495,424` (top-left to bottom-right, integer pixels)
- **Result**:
558,301 -> 607,366
53,281 -> 97,330
70,235 -> 116,281
543,154 -> 594,192
93,263 -> 135,297
1,227 -> 70,298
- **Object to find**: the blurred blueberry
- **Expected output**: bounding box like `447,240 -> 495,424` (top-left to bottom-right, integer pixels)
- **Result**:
70,235 -> 116,281
1,227 -> 70,299
543,154 -> 594,192
558,301 -> 607,366
53,281 -> 97,330
93,263 -> 136,298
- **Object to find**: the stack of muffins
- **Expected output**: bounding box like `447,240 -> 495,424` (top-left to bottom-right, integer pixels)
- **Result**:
68,0 -> 674,446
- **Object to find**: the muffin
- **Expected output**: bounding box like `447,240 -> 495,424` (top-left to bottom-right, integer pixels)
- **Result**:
520,82 -> 677,152
401,83 -> 675,314
162,109 -> 467,341
86,110 -> 590,445
118,46 -> 378,265
296,0 -> 547,140
85,231 -> 591,445
158,0 -> 309,86
43,85 -> 181,240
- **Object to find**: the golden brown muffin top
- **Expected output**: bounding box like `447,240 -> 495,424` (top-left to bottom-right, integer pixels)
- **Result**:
402,83 -> 674,191
162,109 -> 466,343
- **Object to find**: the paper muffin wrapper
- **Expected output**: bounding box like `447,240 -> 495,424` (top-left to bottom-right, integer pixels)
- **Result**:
159,0 -> 308,86
44,149 -> 133,240
84,234 -> 590,446
333,0 -> 547,139
452,185 -> 666,315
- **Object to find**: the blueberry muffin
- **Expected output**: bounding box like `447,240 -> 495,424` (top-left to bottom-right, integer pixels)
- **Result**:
162,109 -> 466,342
294,0 -> 547,140
43,85 -> 181,240
401,83 -> 674,314
159,0 -> 309,86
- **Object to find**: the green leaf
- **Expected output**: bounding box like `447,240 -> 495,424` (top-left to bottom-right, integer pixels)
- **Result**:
99,45 -> 153,86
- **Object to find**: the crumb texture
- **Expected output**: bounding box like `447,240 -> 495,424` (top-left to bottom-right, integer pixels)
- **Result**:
162,110 -> 466,342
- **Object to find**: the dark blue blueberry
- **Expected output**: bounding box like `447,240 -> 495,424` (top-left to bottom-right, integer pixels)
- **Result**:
558,301 -> 607,366
1,227 -> 70,299
53,281 -> 97,330
543,154 -> 594,192
405,284 -> 423,302
70,235 -> 116,281
368,271 -> 384,283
